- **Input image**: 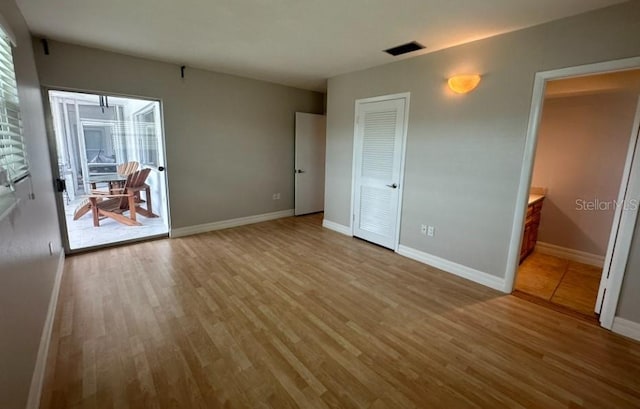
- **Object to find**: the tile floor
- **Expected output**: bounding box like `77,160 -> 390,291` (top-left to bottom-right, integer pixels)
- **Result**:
515,251 -> 602,316
63,196 -> 168,250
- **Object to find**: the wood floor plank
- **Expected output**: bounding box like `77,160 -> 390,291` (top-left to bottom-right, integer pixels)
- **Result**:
40,214 -> 640,409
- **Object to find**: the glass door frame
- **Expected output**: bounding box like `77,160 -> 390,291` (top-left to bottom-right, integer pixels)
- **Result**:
42,86 -> 171,254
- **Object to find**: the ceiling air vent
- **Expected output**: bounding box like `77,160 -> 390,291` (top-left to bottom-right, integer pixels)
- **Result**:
384,41 -> 425,56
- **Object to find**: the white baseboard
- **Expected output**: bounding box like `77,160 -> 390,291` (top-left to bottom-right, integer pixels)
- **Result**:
535,242 -> 604,267
322,219 -> 352,236
397,245 -> 507,292
170,209 -> 294,238
26,250 -> 65,409
612,317 -> 640,342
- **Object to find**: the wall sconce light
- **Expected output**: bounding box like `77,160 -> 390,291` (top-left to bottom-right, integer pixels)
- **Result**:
448,74 -> 481,94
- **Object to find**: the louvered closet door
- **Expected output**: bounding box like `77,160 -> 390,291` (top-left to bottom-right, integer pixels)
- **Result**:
353,98 -> 406,249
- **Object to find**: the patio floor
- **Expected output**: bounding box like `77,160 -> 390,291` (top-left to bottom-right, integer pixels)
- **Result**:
64,196 -> 168,250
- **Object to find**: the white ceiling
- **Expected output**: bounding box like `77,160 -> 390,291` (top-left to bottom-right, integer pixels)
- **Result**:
16,0 -> 626,91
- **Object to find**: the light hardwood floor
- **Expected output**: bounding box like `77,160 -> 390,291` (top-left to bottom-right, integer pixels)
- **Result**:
41,214 -> 640,409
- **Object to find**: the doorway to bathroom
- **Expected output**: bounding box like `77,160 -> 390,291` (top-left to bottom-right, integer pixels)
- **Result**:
507,62 -> 640,327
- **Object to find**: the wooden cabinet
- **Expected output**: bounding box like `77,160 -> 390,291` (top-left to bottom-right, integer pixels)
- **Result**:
520,198 -> 544,262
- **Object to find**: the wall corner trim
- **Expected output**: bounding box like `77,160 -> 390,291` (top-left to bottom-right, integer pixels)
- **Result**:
170,209 -> 294,238
322,219 -> 352,236
26,250 -> 65,409
397,245 -> 508,292
535,242 -> 604,267
611,317 -> 640,342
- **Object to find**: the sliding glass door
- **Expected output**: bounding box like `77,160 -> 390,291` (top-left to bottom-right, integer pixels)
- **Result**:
47,90 -> 169,252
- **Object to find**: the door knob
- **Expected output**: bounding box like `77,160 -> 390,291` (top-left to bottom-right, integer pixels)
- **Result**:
296,169 -> 305,174
386,183 -> 398,189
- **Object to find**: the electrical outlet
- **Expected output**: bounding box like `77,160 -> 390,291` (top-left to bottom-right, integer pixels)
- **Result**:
420,224 -> 427,235
272,193 -> 281,200
427,226 -> 435,237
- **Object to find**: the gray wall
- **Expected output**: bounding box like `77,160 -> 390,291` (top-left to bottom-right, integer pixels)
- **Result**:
34,40 -> 325,229
0,1 -> 62,408
532,93 -> 637,256
324,1 -> 640,320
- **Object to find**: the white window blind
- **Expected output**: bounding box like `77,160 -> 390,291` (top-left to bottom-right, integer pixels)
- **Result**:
0,27 -> 28,186
0,26 -> 27,219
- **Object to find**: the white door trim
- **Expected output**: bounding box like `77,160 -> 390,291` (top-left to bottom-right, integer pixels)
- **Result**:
350,92 -> 410,251
504,56 -> 640,328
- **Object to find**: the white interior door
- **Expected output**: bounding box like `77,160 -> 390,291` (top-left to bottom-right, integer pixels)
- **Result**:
596,96 -> 640,317
353,96 -> 408,249
295,112 -> 326,215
